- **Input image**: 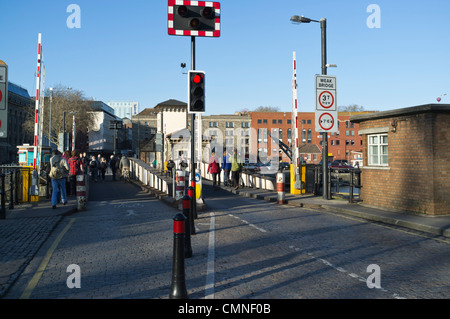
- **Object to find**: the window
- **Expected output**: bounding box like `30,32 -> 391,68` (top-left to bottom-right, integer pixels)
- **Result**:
263,119 -> 268,124
272,119 -> 277,124
258,119 -> 262,124
368,134 -> 388,166
278,119 -> 282,124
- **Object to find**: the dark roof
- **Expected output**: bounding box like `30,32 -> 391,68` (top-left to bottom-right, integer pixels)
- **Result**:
350,104 -> 450,123
8,82 -> 30,99
155,99 -> 187,108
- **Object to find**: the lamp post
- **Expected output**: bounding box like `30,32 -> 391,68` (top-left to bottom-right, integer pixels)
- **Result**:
48,87 -> 53,147
291,15 -> 331,200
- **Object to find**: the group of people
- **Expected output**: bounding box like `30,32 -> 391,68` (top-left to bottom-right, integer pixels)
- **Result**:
207,149 -> 243,191
48,150 -> 131,209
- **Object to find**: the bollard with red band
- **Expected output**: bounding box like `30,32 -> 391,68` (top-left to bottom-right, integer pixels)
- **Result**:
187,186 -> 196,234
182,194 -> 193,258
277,171 -> 286,204
76,173 -> 87,211
169,213 -> 188,299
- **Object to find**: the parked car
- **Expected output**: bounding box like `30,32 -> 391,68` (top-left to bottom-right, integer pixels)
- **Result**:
330,160 -> 353,170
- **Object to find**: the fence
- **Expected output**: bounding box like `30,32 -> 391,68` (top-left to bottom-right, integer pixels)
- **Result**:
0,166 -> 33,219
129,158 -> 170,195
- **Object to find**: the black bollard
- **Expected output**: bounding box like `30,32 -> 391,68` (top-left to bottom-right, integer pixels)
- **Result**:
182,195 -> 193,258
169,213 -> 188,299
187,186 -> 196,234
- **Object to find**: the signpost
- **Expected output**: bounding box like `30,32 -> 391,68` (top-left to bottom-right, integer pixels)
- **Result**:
315,75 -> 338,133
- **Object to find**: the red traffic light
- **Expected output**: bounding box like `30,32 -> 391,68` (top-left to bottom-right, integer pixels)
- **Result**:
193,74 -> 203,84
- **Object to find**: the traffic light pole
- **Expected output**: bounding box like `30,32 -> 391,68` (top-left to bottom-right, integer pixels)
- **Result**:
190,36 -> 197,220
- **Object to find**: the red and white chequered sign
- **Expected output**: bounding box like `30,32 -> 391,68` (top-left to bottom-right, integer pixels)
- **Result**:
168,0 -> 221,37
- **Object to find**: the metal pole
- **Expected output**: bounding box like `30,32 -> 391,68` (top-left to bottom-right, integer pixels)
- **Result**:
320,18 -> 330,200
190,36 -> 197,218
49,90 -> 52,147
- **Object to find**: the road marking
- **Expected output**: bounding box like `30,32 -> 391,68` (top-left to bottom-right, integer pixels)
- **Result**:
20,218 -> 76,299
288,244 -> 404,299
205,212 -> 215,299
228,213 -> 267,233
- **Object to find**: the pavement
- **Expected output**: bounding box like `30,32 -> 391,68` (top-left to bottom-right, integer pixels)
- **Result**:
1,175 -> 450,298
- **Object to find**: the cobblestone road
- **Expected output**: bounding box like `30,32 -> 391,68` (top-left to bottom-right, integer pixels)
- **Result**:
3,178 -> 450,300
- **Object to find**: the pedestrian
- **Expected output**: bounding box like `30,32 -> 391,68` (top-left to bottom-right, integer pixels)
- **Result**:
231,149 -> 243,190
119,154 -> 130,180
97,154 -> 102,180
207,151 -> 220,190
99,157 -> 108,181
49,149 -> 69,209
68,150 -> 84,196
222,150 -> 232,186
63,150 -> 71,194
167,157 -> 175,177
81,152 -> 88,174
110,155 -> 118,181
89,155 -> 98,182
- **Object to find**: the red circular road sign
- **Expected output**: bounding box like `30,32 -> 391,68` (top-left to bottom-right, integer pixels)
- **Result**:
318,90 -> 334,109
318,112 -> 335,131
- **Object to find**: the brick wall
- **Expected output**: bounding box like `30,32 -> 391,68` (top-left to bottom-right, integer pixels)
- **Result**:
356,107 -> 450,216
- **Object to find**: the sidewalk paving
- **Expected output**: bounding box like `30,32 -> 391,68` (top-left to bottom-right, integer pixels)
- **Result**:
0,196 -> 77,298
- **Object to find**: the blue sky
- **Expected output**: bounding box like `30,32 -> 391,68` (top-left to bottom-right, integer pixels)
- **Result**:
1,0 -> 449,115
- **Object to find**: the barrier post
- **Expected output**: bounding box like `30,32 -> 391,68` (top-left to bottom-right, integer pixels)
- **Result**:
187,186 -> 196,234
277,171 -> 286,204
182,194 -> 193,258
169,212 -> 188,299
76,173 -> 87,211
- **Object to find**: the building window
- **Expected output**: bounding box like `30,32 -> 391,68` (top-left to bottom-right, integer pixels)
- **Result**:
258,119 -> 262,124
368,134 -> 388,166
263,119 -> 268,124
272,119 -> 277,124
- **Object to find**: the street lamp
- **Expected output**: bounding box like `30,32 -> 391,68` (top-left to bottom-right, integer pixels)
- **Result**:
291,14 -> 331,200
48,87 -> 53,147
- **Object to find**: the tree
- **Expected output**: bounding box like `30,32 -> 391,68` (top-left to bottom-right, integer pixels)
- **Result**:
24,85 -> 96,150
338,104 -> 366,112
253,106 -> 280,112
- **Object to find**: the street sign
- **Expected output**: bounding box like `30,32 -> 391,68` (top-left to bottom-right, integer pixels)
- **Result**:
0,63 -> 8,138
315,75 -> 338,133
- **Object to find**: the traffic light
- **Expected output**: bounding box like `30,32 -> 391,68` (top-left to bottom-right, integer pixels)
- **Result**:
188,70 -> 205,113
168,1 -> 221,37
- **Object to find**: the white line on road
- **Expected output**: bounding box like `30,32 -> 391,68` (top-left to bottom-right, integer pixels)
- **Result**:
228,213 -> 267,233
205,212 -> 215,299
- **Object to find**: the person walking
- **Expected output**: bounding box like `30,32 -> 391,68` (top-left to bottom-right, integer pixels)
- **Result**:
99,157 -> 108,182
222,150 -> 232,187
110,155 -> 118,181
68,150 -> 84,196
119,154 -> 130,181
49,150 -> 69,209
231,149 -> 243,190
89,155 -> 98,182
207,151 -> 220,190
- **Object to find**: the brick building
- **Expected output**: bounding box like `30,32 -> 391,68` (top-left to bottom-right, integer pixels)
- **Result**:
351,104 -> 450,216
251,111 -> 371,164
